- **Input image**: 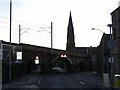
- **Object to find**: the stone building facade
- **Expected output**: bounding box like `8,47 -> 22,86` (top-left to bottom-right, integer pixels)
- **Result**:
111,6 -> 120,74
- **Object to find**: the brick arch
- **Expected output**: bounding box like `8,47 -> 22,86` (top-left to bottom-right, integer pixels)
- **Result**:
26,54 -> 41,73
52,56 -> 72,73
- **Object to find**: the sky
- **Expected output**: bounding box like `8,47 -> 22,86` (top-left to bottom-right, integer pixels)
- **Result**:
0,0 -> 120,50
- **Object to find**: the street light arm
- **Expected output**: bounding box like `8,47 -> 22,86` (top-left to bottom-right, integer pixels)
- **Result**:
91,28 -> 105,33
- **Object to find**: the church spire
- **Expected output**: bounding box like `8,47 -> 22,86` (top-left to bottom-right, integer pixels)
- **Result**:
66,11 -> 75,51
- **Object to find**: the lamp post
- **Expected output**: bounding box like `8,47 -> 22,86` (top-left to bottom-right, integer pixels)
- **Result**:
92,26 -> 114,89
91,28 -> 105,67
92,28 -> 105,73
92,28 -> 111,88
107,24 -> 114,89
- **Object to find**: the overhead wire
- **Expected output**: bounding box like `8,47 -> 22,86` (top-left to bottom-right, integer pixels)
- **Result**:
0,17 -> 51,47
0,16 -> 51,36
0,20 -> 18,27
0,16 -> 48,28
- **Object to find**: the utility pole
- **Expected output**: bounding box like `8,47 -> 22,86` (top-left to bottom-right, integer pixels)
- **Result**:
19,25 -> 21,44
51,22 -> 53,55
18,25 -> 30,44
33,22 -> 53,73
50,22 -> 53,73
9,0 -> 12,82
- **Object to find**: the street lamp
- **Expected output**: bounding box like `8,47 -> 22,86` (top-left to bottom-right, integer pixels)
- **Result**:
91,28 -> 110,88
92,26 -> 114,89
91,28 -> 105,34
107,24 -> 114,89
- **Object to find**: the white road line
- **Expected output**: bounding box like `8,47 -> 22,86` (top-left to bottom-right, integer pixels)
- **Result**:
37,77 -> 41,85
79,81 -> 85,85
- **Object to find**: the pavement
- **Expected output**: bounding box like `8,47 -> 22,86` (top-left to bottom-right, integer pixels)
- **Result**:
2,73 -> 41,89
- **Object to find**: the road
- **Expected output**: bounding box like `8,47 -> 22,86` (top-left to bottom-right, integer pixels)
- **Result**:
2,72 -> 105,89
2,73 -> 40,89
39,72 -> 104,89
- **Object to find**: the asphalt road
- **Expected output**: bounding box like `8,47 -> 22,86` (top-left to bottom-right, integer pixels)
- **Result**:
39,72 -> 104,89
2,73 -> 40,89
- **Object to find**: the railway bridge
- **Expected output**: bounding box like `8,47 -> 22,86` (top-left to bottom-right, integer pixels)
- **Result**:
1,40 -> 91,82
22,43 -> 88,74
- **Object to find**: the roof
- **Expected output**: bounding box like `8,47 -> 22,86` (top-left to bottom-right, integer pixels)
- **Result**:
111,6 -> 120,15
0,40 -> 87,57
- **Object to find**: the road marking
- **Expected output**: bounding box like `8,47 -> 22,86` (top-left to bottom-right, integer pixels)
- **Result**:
37,77 -> 41,85
79,81 -> 85,85
48,79 -> 52,82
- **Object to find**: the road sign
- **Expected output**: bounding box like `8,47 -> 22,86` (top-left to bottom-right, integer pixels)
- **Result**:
61,54 -> 67,58
17,52 -> 22,60
35,56 -> 39,64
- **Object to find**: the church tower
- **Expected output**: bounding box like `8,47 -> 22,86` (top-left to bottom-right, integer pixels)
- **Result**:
66,11 -> 75,51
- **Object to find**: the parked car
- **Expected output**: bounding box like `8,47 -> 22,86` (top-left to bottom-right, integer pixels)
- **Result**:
52,67 -> 62,73
114,74 -> 120,88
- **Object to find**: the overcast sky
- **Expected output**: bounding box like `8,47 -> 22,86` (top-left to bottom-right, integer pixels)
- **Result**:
0,0 -> 119,50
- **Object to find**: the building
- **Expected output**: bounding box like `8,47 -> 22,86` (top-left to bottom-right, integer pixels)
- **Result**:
111,6 -> 120,74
